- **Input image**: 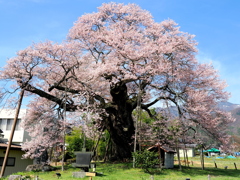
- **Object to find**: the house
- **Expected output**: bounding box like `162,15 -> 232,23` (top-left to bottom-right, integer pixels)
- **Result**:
0,143 -> 33,177
147,143 -> 176,169
0,109 -> 33,177
178,144 -> 197,158
0,109 -> 30,145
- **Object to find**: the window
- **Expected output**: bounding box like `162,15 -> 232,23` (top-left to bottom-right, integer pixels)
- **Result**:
6,119 -> 13,131
0,119 -> 3,131
15,119 -> 21,131
0,157 -> 15,166
6,119 -> 21,131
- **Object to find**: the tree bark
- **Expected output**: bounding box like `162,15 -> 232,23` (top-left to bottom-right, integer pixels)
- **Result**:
104,82 -> 135,160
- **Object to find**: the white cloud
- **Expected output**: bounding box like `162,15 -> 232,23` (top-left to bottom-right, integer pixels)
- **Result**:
196,52 -> 240,104
196,53 -> 222,72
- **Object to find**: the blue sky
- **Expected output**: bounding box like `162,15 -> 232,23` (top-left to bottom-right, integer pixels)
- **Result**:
0,0 -> 240,104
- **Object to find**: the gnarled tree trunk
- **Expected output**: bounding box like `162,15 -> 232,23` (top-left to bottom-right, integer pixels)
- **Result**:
104,82 -> 136,160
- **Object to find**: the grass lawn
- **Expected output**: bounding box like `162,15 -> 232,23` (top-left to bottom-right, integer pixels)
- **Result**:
2,156 -> 240,180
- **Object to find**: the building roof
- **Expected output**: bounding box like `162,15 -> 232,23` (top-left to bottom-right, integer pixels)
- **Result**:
178,143 -> 197,148
0,143 -> 22,149
147,143 -> 176,153
206,148 -> 220,153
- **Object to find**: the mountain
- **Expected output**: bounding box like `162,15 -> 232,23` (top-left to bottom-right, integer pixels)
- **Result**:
156,101 -> 240,117
155,106 -> 178,117
228,106 -> 240,135
209,101 -> 240,135
155,102 -> 240,135
217,101 -> 240,111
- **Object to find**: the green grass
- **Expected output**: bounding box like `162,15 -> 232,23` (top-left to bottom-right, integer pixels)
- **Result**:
3,156 -> 240,180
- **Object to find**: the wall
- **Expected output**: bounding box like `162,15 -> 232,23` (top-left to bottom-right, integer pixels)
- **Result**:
179,148 -> 195,157
0,109 -> 27,144
164,152 -> 175,168
0,149 -> 33,177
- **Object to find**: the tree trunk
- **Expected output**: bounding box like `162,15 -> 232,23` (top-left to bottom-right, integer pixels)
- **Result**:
176,141 -> 182,170
104,82 -> 135,160
185,146 -> 189,168
33,149 -> 49,165
106,115 -> 134,160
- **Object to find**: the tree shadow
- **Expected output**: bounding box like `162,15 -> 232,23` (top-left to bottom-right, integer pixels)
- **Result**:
167,166 -> 240,178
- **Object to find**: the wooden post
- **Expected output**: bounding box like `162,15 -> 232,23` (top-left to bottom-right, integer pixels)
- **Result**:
158,144 -> 162,170
214,161 -> 217,168
200,144 -> 204,170
133,83 -> 142,168
208,174 -> 211,180
61,79 -> 67,171
234,162 -> 237,170
0,89 -> 24,178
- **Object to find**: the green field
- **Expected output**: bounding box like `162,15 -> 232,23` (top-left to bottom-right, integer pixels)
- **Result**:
3,156 -> 240,180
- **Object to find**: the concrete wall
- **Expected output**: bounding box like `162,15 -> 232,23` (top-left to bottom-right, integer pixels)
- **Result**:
0,109 -> 27,144
0,149 -> 33,177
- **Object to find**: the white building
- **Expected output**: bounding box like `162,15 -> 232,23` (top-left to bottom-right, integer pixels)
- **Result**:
178,144 -> 197,158
0,109 -> 33,177
0,109 -> 30,145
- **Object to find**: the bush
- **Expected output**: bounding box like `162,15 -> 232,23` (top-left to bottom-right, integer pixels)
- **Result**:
132,150 -> 159,173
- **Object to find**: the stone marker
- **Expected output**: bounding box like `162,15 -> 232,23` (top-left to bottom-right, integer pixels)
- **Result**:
8,175 -> 21,180
72,172 -> 86,178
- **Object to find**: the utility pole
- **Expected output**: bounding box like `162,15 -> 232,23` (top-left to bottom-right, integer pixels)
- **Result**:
0,89 -> 24,178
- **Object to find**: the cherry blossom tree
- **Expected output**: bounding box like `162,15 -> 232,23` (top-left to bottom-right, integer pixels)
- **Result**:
0,2 -> 234,160
21,97 -> 64,160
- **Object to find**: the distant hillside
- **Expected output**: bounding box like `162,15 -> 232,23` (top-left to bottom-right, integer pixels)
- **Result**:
215,102 -> 240,135
155,101 -> 240,135
155,106 -> 178,117
228,106 -> 240,135
156,101 -> 240,117
218,101 -> 240,111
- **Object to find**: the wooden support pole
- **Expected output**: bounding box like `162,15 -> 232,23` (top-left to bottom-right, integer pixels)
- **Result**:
200,145 -> 204,170
0,89 -> 24,178
234,162 -> 237,170
214,161 -> 217,168
208,174 -> 211,180
158,144 -> 162,170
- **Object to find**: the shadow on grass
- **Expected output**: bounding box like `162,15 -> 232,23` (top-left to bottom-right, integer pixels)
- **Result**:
162,166 -> 240,178
96,162 -> 133,170
77,162 -> 240,178
96,172 -> 106,177
124,165 -> 240,178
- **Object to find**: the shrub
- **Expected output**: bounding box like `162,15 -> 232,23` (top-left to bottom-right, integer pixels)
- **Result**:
132,150 -> 159,173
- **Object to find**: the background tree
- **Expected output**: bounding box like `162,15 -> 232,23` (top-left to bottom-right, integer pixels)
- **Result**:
65,127 -> 93,157
21,97 -> 64,161
0,2 -> 234,160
